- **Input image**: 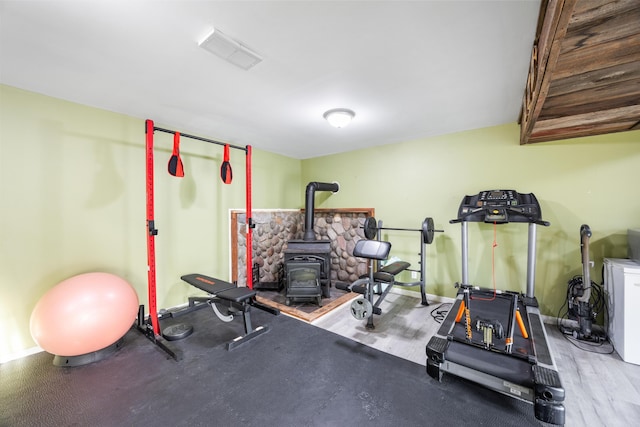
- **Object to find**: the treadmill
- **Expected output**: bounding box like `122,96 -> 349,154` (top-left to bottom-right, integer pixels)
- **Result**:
426,190 -> 565,425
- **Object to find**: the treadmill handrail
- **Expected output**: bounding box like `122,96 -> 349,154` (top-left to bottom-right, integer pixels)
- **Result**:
449,207 -> 484,224
450,206 -> 550,226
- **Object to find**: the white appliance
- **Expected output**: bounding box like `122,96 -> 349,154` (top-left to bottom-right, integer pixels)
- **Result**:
603,258 -> 640,365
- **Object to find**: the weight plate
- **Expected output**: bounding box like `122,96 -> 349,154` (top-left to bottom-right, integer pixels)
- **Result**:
423,217 -> 435,244
363,216 -> 378,240
162,323 -> 194,341
350,298 -> 373,320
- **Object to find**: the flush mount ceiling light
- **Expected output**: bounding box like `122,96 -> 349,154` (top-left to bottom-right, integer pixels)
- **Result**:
323,108 -> 355,128
198,27 -> 262,70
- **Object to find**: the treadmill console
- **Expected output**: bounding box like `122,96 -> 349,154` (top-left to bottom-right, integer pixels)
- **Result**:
453,189 -> 548,225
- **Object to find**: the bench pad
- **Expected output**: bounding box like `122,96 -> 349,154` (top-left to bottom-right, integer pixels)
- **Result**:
379,261 -> 411,275
181,274 -> 254,302
353,240 -> 392,260
217,286 -> 257,302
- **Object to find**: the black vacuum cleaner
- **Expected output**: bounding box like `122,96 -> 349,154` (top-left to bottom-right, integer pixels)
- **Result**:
559,224 -> 605,342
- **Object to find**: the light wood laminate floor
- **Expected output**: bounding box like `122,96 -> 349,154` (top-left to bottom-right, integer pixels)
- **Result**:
312,291 -> 640,427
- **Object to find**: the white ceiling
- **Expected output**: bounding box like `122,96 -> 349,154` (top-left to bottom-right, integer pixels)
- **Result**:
0,0 -> 541,159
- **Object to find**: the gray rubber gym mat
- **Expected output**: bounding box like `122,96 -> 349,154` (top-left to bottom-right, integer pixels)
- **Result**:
0,308 -> 542,426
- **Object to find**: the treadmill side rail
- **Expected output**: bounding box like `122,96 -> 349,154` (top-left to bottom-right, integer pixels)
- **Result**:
426,335 -> 448,381
526,307 -> 556,367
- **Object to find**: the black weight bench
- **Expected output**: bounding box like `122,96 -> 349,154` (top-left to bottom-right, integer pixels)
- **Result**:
336,240 -> 416,329
180,274 -> 279,350
347,260 -> 411,295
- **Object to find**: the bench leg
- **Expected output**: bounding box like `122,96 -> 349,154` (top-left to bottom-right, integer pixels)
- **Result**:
226,325 -> 270,350
219,300 -> 274,350
419,281 -> 429,306
242,305 -> 253,334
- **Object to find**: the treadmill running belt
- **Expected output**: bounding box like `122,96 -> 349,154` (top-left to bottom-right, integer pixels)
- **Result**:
446,340 -> 534,387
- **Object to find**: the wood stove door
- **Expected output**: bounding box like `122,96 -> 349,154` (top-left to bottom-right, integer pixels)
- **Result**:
285,261 -> 322,306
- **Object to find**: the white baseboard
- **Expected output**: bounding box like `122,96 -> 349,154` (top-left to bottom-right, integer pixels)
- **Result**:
388,286 -> 455,304
1,346 -> 43,364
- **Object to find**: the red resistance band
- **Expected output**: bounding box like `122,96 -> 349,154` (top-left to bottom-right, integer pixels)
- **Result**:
220,144 -> 232,184
167,132 -> 184,177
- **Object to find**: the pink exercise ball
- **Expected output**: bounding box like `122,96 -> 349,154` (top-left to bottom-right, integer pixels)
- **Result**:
30,272 -> 139,357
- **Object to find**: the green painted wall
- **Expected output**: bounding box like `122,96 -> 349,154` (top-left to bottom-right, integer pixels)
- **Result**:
302,124 -> 640,319
2,83 -> 639,361
0,85 -> 301,361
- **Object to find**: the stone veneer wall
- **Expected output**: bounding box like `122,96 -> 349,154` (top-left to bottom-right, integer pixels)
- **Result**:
235,210 -> 371,287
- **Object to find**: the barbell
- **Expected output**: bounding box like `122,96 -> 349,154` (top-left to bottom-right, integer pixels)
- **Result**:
362,216 -> 444,244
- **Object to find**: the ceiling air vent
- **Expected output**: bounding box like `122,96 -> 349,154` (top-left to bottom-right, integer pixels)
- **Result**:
198,28 -> 262,70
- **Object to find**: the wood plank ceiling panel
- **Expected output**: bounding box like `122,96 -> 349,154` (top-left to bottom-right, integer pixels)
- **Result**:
520,0 -> 640,144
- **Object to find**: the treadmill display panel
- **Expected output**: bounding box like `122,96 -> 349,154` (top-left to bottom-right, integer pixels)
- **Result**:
454,189 -> 545,224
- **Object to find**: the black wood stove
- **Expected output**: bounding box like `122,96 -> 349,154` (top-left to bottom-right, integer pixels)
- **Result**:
283,239 -> 331,306
282,182 -> 339,306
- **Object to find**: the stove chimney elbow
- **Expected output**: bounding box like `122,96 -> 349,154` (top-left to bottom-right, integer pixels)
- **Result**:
303,181 -> 340,241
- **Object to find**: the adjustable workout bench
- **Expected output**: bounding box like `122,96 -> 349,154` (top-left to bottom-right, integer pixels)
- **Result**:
337,239 -> 413,329
348,260 -> 411,296
179,274 -> 279,350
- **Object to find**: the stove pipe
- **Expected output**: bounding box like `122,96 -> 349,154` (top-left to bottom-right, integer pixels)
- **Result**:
303,181 -> 340,241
